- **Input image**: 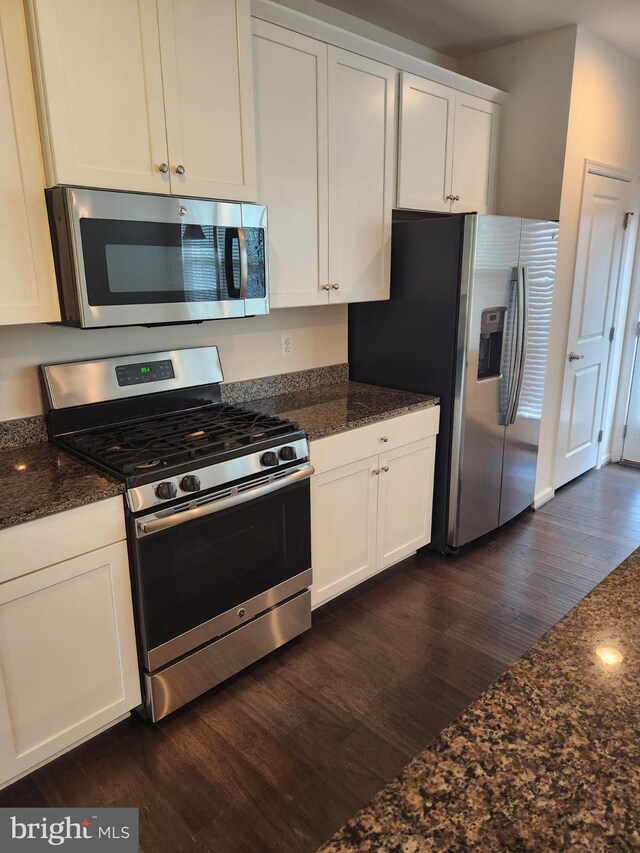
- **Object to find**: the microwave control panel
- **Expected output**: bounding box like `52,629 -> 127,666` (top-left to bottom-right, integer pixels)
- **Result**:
115,359 -> 175,387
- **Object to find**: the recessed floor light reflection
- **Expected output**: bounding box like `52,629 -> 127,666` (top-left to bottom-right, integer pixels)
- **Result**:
595,646 -> 623,666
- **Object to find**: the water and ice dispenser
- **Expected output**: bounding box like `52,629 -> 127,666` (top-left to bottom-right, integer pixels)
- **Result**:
477,307 -> 506,380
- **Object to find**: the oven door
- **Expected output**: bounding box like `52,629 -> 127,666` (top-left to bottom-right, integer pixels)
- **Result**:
131,466 -> 312,672
49,187 -> 268,327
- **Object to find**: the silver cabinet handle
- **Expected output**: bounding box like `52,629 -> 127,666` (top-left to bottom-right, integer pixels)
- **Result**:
322,284 -> 331,291
446,194 -> 455,201
380,436 -> 389,442
331,283 -> 340,290
372,468 -> 380,476
136,465 -> 315,538
158,163 -> 169,173
454,195 -> 460,201
568,352 -> 584,362
381,465 -> 389,473
175,164 -> 186,175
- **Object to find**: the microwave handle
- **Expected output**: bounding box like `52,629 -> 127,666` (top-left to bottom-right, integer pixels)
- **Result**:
224,227 -> 248,299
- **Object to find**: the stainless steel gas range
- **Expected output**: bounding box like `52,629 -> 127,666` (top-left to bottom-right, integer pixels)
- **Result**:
40,346 -> 313,721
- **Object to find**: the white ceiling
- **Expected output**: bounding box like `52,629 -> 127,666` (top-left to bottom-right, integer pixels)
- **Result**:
312,0 -> 640,60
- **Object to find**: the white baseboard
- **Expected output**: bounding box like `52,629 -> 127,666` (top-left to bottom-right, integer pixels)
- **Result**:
533,487 -> 555,509
597,453 -> 611,468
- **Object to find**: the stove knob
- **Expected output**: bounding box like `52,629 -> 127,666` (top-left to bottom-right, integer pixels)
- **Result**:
180,474 -> 201,493
279,446 -> 297,461
261,451 -> 279,467
155,481 -> 177,500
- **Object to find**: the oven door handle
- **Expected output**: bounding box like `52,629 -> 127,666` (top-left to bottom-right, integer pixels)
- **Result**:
136,464 -> 315,538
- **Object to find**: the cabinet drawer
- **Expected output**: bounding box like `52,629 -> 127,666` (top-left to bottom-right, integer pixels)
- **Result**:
310,407 -> 439,475
0,496 -> 126,585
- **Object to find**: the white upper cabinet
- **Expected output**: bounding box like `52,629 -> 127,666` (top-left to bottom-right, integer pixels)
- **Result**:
451,92 -> 500,214
254,22 -> 396,307
27,0 -> 257,199
27,0 -> 169,193
397,75 -> 455,213
398,72 -> 500,214
253,21 -> 328,307
327,47 -> 396,304
157,0 -> 256,200
0,0 -> 59,325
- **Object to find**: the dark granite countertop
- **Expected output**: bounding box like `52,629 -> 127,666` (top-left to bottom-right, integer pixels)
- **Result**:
0,443 -> 124,530
0,378 -> 436,530
247,381 -> 439,441
320,548 -> 640,852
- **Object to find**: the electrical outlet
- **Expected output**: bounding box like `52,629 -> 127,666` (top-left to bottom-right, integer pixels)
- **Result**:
281,333 -> 294,358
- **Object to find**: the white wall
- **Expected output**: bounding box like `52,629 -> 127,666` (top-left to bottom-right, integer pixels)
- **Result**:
463,26 -> 640,504
537,27 -> 640,496
0,305 -> 348,420
262,0 -> 459,70
460,27 -> 576,221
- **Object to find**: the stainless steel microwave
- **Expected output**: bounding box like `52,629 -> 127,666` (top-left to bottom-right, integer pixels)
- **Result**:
46,187 -> 268,328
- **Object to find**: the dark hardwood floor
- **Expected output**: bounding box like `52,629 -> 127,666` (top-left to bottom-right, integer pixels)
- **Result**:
3,463 -> 640,852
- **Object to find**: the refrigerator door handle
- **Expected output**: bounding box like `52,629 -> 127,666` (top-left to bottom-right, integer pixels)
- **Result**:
508,265 -> 528,425
502,268 -> 520,425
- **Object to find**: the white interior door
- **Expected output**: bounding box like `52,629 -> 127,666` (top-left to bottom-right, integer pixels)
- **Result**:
555,169 -> 630,488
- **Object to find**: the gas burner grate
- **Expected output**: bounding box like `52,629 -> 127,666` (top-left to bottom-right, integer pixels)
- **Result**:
62,404 -> 299,476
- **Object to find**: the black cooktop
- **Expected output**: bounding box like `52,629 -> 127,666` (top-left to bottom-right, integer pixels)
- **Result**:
59,403 -> 301,477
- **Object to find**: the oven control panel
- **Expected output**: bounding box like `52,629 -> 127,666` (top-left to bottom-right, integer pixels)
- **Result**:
116,359 -> 175,387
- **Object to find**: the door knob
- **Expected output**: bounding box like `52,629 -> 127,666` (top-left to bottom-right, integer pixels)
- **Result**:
454,195 -> 460,201
446,194 -> 455,201
322,284 -> 331,291
568,352 -> 584,362
372,468 -> 380,476
381,465 -> 389,473
158,163 -> 169,173
175,164 -> 186,175
331,283 -> 340,290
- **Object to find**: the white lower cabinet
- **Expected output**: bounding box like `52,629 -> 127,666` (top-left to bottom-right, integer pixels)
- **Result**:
0,498 -> 140,788
310,408 -> 439,607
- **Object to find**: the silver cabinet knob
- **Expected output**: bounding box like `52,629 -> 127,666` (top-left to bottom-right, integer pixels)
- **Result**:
322,284 -> 331,291
158,163 -> 169,173
175,164 -> 186,175
453,195 -> 460,202
380,436 -> 389,442
332,283 -> 340,290
372,468 -> 380,476
568,352 -> 584,362
446,194 -> 455,201
381,465 -> 389,473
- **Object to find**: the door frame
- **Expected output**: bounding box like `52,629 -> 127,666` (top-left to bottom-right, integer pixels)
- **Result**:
554,159 -> 635,486
611,229 -> 640,462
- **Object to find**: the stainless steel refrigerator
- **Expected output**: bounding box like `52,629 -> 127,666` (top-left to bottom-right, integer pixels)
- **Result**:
349,213 -> 558,552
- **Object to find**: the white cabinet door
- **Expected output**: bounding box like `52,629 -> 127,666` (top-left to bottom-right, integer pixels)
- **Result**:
397,73 -> 455,213
158,0 -> 257,200
327,47 -> 396,304
450,93 -> 499,215
253,21 -> 329,307
0,0 -> 59,325
0,542 -> 141,787
28,0 -> 169,193
311,455 -> 378,607
377,437 -> 436,570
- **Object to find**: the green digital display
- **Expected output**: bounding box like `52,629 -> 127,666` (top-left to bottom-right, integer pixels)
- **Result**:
140,366 -> 151,374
